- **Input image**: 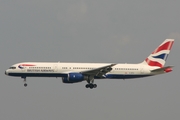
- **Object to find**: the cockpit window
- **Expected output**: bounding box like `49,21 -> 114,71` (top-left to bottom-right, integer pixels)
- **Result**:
9,67 -> 16,69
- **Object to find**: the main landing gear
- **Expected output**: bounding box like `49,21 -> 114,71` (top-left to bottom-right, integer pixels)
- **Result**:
85,76 -> 97,89
22,77 -> 27,87
85,84 -> 97,89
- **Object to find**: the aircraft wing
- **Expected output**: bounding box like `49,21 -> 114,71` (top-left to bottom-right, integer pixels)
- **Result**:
80,64 -> 116,77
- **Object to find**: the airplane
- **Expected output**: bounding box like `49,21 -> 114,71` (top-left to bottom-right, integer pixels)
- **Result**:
5,39 -> 174,89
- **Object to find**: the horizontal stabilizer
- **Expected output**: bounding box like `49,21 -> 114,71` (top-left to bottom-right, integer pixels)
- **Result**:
151,66 -> 174,73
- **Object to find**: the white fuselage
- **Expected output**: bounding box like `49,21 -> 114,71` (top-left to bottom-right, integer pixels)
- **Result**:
5,62 -> 161,79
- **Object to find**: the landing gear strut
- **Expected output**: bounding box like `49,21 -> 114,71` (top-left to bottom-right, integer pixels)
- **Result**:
22,77 -> 27,87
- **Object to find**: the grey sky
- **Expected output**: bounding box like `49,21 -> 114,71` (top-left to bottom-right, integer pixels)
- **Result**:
1,0 -> 180,120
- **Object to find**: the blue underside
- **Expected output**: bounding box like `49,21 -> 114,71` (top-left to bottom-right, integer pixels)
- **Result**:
8,73 -> 152,79
105,74 -> 152,79
8,73 -> 68,77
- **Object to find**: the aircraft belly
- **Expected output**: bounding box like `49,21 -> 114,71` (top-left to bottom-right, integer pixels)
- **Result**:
105,74 -> 152,79
8,73 -> 68,77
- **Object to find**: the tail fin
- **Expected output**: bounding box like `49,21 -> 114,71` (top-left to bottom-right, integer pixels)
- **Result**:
141,39 -> 174,68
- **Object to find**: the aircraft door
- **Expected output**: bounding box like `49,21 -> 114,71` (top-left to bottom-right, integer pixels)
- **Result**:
140,65 -> 144,74
21,67 -> 26,72
18,65 -> 26,72
53,64 -> 58,72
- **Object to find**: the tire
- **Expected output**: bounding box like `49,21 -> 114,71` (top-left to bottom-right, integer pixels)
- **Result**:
24,83 -> 27,87
85,84 -> 89,88
89,84 -> 94,89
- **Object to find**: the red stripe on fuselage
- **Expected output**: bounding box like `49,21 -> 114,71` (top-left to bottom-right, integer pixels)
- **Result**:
145,58 -> 163,68
20,64 -> 36,66
152,41 -> 174,54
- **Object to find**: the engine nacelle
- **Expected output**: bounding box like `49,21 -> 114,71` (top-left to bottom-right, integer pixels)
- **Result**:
62,73 -> 87,83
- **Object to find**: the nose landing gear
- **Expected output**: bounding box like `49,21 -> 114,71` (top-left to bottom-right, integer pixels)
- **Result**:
24,83 -> 27,87
22,77 -> 27,87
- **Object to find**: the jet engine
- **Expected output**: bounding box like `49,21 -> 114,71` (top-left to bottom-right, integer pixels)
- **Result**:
62,73 -> 87,83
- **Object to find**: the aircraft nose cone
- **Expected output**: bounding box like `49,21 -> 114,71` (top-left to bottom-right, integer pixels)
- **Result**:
5,70 -> 8,75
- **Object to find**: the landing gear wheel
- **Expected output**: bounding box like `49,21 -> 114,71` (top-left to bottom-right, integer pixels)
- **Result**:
89,84 -> 94,89
24,83 -> 27,87
93,84 -> 97,88
85,83 -> 97,89
85,84 -> 89,88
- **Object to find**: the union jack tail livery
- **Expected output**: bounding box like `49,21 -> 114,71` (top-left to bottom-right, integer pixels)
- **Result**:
142,39 -> 174,68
